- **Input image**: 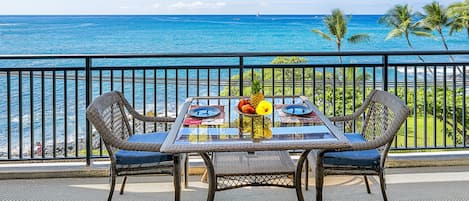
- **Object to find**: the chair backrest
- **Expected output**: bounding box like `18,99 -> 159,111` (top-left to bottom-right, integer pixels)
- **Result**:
86,91 -> 133,158
352,90 -> 410,152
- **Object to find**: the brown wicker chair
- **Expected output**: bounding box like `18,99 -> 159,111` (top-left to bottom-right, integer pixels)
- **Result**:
86,91 -> 186,201
309,90 -> 410,201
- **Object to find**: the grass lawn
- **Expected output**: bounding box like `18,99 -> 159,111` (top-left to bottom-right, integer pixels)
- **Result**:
394,116 -> 458,149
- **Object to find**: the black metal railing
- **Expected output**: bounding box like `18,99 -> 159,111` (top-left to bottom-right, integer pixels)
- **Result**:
0,50 -> 467,165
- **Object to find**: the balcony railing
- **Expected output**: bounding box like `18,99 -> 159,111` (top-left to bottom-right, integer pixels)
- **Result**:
0,50 -> 468,165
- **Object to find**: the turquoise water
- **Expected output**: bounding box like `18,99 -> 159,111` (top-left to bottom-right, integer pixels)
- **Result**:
0,15 -> 468,154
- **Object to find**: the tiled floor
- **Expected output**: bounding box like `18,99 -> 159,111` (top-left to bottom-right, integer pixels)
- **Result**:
0,166 -> 468,201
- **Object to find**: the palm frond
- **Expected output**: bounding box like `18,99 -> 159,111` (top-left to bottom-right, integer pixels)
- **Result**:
312,8 -> 368,50
421,2 -> 449,30
447,2 -> 467,16
385,29 -> 404,40
381,4 -> 425,40
412,31 -> 437,39
347,34 -> 370,43
311,29 -> 333,41
447,0 -> 469,35
379,16 -> 399,27
448,18 -> 465,35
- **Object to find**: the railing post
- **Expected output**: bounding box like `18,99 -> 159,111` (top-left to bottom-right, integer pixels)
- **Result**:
382,55 -> 389,91
85,57 -> 92,166
239,56 -> 244,96
7,71 -> 11,159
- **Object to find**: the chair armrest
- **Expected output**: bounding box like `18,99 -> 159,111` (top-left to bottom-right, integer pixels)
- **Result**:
108,136 -> 164,152
115,91 -> 176,123
128,110 -> 176,123
328,90 -> 375,123
328,115 -> 355,122
328,114 -> 358,134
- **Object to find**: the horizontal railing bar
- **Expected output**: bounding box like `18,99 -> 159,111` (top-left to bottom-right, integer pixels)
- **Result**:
94,64 -> 381,71
390,147 -> 469,151
0,50 -> 468,60
0,67 -> 85,71
390,62 -> 469,66
1,62 -> 467,72
90,65 -> 239,70
244,63 -> 382,68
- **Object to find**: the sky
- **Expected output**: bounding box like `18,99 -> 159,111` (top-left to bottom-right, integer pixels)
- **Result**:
0,0 -> 460,15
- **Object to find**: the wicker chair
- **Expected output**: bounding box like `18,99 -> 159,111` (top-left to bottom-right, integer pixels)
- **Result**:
309,90 -> 410,201
86,91 -> 186,201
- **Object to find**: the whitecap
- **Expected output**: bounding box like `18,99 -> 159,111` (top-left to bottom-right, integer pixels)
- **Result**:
0,23 -> 22,26
11,116 -> 19,123
78,23 -> 95,27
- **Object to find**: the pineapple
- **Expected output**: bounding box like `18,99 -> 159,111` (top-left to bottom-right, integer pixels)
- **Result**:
250,79 -> 264,108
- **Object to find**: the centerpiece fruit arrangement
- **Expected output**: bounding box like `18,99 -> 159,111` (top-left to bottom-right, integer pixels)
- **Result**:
237,79 -> 273,116
235,79 -> 273,140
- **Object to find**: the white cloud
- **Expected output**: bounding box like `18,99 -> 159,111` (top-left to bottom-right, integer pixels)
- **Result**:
152,3 -> 160,8
215,2 -> 226,7
258,1 -> 268,7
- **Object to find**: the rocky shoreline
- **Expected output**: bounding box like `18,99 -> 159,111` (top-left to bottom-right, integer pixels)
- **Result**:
0,111 -> 175,159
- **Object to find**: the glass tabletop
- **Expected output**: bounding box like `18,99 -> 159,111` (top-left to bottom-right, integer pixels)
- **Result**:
161,96 -> 350,153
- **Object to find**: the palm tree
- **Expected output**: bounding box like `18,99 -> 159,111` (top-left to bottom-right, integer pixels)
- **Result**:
447,0 -> 469,37
419,1 -> 455,62
379,4 -> 433,62
312,9 -> 370,63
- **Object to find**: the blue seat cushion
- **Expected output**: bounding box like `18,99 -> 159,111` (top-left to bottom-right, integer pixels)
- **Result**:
115,132 -> 173,165
324,133 -> 380,167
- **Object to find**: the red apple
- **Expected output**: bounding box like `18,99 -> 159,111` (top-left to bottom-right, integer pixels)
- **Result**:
241,104 -> 256,114
238,99 -> 250,110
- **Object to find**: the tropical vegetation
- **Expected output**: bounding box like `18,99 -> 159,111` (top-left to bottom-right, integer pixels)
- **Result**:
311,9 -> 370,63
379,4 -> 433,62
447,0 -> 469,37
418,1 -> 456,63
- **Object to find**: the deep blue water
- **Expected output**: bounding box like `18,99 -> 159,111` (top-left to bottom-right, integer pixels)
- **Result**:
0,15 -> 468,153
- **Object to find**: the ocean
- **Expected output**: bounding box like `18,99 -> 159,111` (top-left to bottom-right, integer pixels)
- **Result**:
0,15 -> 468,154
1,15 -> 468,55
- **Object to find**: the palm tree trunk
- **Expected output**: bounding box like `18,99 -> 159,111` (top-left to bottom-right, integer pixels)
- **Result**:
405,35 -> 425,62
439,30 -> 450,50
439,30 -> 463,74
337,42 -> 343,64
438,30 -> 456,61
405,34 -> 433,79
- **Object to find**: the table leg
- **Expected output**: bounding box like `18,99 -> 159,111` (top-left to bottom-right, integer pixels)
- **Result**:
316,151 -> 325,201
184,154 -> 189,188
173,154 -> 181,201
295,150 -> 311,201
200,152 -> 216,201
305,158 -> 309,191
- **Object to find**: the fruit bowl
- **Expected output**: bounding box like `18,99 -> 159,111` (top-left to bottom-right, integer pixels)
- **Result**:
236,98 -> 273,117
235,106 -> 262,117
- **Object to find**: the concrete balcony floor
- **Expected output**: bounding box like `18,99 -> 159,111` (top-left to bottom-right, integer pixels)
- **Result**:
0,166 -> 468,201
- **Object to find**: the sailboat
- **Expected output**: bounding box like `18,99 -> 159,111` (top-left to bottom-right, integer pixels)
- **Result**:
256,12 -> 261,17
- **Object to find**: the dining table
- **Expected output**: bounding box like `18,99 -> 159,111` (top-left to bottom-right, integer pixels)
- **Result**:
160,96 -> 351,201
